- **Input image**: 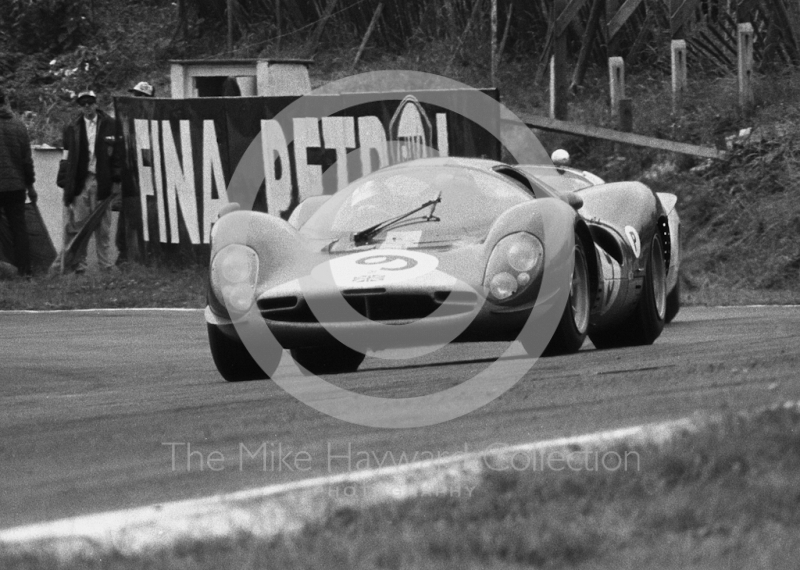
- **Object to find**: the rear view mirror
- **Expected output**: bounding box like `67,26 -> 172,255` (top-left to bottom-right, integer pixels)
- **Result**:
565,192 -> 583,210
551,149 -> 571,166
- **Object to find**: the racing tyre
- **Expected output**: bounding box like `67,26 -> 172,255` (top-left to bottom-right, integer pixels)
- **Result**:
208,323 -> 275,381
291,343 -> 365,375
540,238 -> 591,356
665,278 -> 680,324
590,233 -> 667,348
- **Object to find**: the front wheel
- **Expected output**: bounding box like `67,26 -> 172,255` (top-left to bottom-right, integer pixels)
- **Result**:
537,238 -> 591,356
290,343 -> 365,375
208,323 -> 277,382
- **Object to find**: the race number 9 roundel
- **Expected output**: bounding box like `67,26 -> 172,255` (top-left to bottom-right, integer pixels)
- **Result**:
316,249 -> 439,287
624,226 -> 641,258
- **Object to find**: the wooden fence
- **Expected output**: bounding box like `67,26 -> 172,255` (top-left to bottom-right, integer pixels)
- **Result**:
545,0 -> 800,85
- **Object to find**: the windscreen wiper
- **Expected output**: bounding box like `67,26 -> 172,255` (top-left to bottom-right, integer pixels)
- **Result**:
353,192 -> 442,246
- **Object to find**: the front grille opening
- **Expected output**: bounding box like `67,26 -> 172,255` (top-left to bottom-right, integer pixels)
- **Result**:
366,294 -> 438,321
434,290 -> 479,305
345,295 -> 368,319
342,288 -> 386,296
261,292 -> 477,323
257,296 -> 298,311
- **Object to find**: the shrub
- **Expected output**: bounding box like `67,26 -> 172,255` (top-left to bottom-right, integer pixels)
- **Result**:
3,0 -> 92,55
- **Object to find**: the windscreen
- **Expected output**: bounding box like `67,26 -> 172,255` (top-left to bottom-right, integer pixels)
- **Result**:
300,164 -> 532,243
517,165 -> 594,192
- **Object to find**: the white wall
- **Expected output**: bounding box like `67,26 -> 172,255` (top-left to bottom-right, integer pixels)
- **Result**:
32,146 -> 64,249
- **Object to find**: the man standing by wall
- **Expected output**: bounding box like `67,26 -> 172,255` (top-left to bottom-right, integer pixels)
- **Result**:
0,87 -> 37,277
56,90 -> 119,273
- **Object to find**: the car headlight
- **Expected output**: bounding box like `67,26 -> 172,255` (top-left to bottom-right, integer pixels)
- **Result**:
484,232 -> 543,301
211,244 -> 259,313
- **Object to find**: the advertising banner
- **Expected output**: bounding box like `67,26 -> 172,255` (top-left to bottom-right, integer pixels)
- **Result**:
115,89 -> 500,261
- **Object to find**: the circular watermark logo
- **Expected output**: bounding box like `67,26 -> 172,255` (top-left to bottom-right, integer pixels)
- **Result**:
217,70 -> 574,428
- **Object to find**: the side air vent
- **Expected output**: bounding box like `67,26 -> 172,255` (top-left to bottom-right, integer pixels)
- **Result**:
589,226 -> 624,265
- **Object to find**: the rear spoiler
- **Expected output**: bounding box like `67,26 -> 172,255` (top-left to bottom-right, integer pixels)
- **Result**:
656,192 -> 677,215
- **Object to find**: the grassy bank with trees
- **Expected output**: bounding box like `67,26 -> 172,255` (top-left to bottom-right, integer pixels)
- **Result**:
0,0 -> 798,307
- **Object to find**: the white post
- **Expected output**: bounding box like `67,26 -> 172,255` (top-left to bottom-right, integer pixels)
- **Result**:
255,60 -> 271,95
236,77 -> 257,96
671,39 -> 687,113
170,63 -> 186,99
608,56 -> 625,116
738,23 -> 754,112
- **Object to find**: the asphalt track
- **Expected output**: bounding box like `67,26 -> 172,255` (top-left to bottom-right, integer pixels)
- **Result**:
1,306 -> 799,530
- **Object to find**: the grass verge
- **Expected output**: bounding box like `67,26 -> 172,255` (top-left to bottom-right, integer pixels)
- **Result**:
0,264 -> 207,310
3,404 -> 799,569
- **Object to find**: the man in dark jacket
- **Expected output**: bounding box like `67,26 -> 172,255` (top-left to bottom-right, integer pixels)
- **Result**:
56,90 -> 120,273
0,88 -> 37,277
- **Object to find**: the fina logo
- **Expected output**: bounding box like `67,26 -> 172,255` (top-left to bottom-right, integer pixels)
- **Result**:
388,95 -> 435,163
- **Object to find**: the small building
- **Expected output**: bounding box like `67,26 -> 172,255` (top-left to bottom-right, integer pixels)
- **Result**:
169,58 -> 313,98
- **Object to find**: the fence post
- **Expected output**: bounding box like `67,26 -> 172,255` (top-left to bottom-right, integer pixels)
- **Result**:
671,39 -> 687,113
609,56 -> 625,116
619,98 -> 633,132
738,23 -> 754,112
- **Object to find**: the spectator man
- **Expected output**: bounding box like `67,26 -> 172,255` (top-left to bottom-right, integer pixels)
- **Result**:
56,89 -> 119,273
0,87 -> 36,277
115,81 -> 153,265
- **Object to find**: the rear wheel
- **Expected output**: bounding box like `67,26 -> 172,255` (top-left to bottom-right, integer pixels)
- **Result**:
590,233 -> 667,348
538,239 -> 591,356
632,232 -> 668,343
208,323 -> 277,381
290,343 -> 365,375
665,278 -> 680,324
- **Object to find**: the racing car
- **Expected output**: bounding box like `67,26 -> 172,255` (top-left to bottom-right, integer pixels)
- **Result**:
206,156 -> 679,381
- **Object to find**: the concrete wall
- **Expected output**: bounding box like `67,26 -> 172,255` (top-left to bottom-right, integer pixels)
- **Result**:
32,147 -> 64,249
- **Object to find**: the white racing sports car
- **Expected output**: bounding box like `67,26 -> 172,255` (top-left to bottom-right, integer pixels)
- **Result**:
205,154 -> 680,381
